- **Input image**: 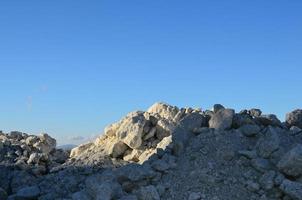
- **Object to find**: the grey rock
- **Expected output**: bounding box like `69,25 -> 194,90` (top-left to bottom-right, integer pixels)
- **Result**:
119,195 -> 138,200
71,190 -> 91,200
286,109 -> 302,129
278,144 -> 302,177
108,141 -> 128,158
239,124 -> 261,137
238,150 -> 257,159
212,104 -> 225,113
116,163 -> 155,182
209,109 -> 235,130
246,180 -> 260,192
151,159 -> 170,172
179,113 -> 206,132
259,170 -> 275,191
136,185 -> 160,200
251,158 -> 272,172
16,186 -> 40,199
188,192 -> 202,200
290,126 -> 302,135
249,109 -> 262,117
256,126 -> 279,158
280,179 -> 302,200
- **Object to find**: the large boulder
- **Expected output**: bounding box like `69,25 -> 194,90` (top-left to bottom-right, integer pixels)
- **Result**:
116,111 -> 147,149
280,179 -> 302,200
33,133 -> 56,154
286,109 -> 302,129
255,126 -> 279,158
147,102 -> 179,121
107,141 -> 129,158
278,144 -> 302,177
209,109 -> 235,130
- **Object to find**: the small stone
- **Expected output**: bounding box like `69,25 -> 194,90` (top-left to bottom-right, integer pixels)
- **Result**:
188,192 -> 202,200
238,150 -> 257,159
136,185 -> 160,200
249,109 -> 262,117
246,180 -> 260,192
251,158 -> 272,172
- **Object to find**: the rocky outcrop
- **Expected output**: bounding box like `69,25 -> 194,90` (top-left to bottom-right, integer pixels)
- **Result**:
2,102 -> 302,200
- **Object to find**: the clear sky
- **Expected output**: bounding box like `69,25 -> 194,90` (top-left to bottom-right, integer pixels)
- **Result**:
0,1 -> 301,145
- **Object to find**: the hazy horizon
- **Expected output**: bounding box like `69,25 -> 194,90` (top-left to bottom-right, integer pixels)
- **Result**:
1,1 -> 302,145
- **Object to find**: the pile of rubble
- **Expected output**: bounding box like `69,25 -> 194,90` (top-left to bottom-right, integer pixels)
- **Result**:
1,102 -> 302,200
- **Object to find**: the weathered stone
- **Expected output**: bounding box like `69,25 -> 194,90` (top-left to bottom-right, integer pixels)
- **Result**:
256,126 -> 279,158
246,180 -> 260,192
143,127 -> 157,141
108,141 -> 128,158
178,113 -> 206,132
155,119 -> 174,140
286,109 -> 302,129
27,153 -> 42,164
278,144 -> 302,177
71,190 -> 91,200
251,158 -> 272,172
188,192 -> 202,200
70,142 -> 93,157
290,126 -> 302,135
116,163 -> 155,182
212,104 -> 225,113
280,179 -> 302,200
116,111 -> 147,149
239,124 -> 261,137
136,185 -> 160,200
33,133 -> 56,154
259,170 -> 275,191
209,109 -> 235,130
16,186 -> 40,199
151,159 -> 170,172
147,102 -> 179,121
249,109 -> 262,117
85,175 -> 122,200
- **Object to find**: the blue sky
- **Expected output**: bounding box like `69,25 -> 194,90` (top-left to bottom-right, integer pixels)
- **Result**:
0,1 -> 301,145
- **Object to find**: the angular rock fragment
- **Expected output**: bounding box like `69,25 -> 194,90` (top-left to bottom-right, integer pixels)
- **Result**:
255,126 -> 279,158
280,179 -> 302,200
278,144 -> 302,177
286,109 -> 302,129
209,109 -> 235,130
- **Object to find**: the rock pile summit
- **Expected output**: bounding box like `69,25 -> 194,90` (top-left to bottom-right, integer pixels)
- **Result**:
1,102 -> 302,200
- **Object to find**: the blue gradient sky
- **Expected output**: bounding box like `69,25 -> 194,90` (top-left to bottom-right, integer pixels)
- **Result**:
0,1 -> 301,145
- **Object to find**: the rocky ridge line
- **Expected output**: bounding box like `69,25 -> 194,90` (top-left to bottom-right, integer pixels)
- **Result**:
1,102 -> 302,200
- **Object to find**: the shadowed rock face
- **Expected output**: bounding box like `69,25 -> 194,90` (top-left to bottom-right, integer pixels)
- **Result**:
1,103 -> 302,200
